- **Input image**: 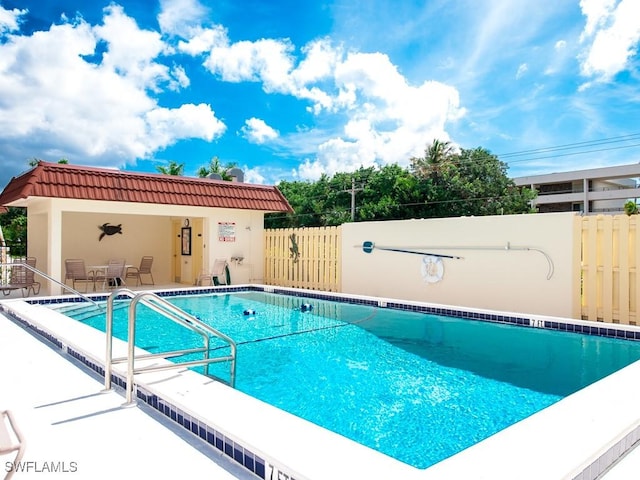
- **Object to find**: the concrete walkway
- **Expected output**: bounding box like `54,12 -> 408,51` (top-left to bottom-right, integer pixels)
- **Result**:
0,313 -> 253,479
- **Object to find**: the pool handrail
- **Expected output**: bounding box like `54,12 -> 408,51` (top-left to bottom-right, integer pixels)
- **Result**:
0,261 -> 102,309
103,289 -> 237,404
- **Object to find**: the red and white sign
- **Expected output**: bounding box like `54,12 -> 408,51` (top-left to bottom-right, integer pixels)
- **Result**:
218,222 -> 236,242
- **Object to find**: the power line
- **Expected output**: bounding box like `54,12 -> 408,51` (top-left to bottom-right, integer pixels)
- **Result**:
504,142 -> 640,165
498,132 -> 640,158
497,133 -> 640,165
265,191 -> 529,223
271,133 -> 640,212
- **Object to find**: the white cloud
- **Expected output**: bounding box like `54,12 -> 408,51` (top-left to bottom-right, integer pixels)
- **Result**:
241,166 -> 266,184
146,103 -> 226,148
241,118 -> 279,144
94,5 -> 171,91
158,0 -> 208,37
189,32 -> 464,180
291,39 -> 339,85
579,0 -> 617,39
178,24 -> 228,55
579,0 -> 640,82
294,51 -> 463,179
204,37 -> 295,92
289,39 -> 341,112
516,63 -> 528,79
169,64 -> 190,90
544,40 -> 571,76
198,35 -> 337,110
0,4 -> 26,35
0,6 -> 225,169
0,1 -> 470,185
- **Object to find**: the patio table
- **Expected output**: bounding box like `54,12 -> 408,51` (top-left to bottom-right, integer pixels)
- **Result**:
89,264 -> 132,289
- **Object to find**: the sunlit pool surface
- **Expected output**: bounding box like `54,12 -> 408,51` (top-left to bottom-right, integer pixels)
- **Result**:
58,291 -> 640,469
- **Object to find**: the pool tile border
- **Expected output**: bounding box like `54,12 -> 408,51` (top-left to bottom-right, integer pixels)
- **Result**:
24,285 -> 640,343
134,387 -> 267,478
574,425 -> 640,480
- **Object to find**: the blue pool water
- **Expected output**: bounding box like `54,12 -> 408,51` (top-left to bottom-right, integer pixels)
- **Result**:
62,291 -> 640,469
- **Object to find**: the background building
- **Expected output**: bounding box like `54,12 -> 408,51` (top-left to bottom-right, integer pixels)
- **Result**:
513,164 -> 640,214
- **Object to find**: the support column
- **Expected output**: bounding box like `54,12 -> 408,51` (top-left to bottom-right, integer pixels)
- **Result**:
583,178 -> 589,214
48,205 -> 63,295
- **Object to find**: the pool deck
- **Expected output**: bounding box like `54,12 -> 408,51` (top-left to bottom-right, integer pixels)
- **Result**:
3,286 -> 640,479
0,311 -> 255,480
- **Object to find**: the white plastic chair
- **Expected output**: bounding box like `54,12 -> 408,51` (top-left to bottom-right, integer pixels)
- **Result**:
197,259 -> 229,286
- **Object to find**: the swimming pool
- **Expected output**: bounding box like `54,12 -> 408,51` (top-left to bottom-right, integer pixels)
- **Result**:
54,290 -> 640,469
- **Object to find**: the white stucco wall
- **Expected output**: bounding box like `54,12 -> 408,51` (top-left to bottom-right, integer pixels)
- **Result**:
202,210 -> 265,284
341,212 -> 579,318
25,197 -> 266,293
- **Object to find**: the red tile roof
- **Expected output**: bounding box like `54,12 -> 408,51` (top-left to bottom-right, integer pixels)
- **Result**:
0,161 -> 293,213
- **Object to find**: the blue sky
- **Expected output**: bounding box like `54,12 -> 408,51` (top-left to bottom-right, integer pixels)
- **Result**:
0,0 -> 639,189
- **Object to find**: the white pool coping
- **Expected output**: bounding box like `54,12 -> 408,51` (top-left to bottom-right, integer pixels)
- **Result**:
0,308 -> 254,480
3,288 -> 640,480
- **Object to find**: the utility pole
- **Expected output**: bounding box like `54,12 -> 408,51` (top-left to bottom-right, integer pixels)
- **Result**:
345,177 -> 364,222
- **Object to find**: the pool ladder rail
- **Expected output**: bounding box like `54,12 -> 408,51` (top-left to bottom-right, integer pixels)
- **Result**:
103,288 -> 237,404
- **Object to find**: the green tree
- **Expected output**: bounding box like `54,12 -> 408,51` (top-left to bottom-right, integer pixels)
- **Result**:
266,177 -> 335,228
197,156 -> 237,180
0,207 -> 27,255
624,200 -> 639,216
269,141 -> 536,227
267,165 -> 423,227
340,165 -> 421,222
410,143 -> 536,218
156,160 -> 184,176
2,158 -> 70,253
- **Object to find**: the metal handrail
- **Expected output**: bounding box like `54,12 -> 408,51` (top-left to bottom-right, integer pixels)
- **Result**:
0,261 -> 101,308
103,289 -> 237,404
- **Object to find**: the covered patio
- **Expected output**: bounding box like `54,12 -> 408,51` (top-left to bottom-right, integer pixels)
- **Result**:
0,161 -> 292,295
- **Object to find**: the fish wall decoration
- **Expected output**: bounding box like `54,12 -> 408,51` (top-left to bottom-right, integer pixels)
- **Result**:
99,223 -> 122,241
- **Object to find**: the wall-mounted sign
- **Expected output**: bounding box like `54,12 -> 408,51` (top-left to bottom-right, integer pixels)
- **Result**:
181,226 -> 192,255
218,222 -> 236,242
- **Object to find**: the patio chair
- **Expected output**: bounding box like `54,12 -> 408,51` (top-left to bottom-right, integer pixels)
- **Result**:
64,259 -> 96,293
95,258 -> 126,290
197,259 -> 230,286
1,410 -> 26,480
1,257 -> 40,297
125,256 -> 154,286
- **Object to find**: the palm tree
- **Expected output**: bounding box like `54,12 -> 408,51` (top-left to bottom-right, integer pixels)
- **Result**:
410,139 -> 456,177
156,161 -> 184,176
197,156 -> 237,180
